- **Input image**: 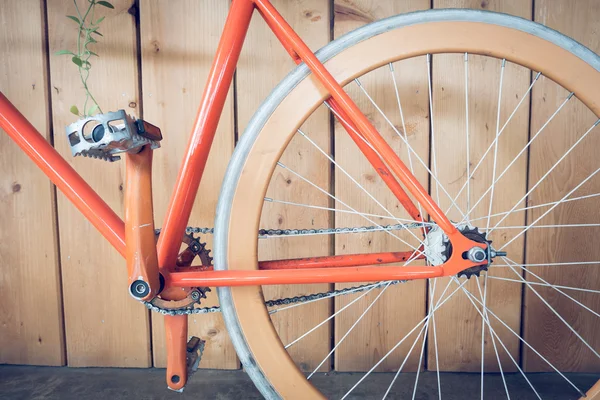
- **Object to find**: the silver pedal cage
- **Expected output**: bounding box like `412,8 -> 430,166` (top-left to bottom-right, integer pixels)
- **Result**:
65,110 -> 162,161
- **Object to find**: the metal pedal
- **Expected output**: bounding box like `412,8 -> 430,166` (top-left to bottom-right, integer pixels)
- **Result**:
186,336 -> 206,378
65,110 -> 162,162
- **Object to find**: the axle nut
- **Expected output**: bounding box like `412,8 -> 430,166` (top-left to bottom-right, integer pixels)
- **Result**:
467,247 -> 487,263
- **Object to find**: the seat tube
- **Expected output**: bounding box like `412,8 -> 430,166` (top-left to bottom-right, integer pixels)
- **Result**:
156,0 -> 255,271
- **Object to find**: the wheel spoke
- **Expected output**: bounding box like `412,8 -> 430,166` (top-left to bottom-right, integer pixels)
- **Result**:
264,197 -> 433,226
269,281 -> 402,314
484,59 -> 507,233
502,259 -> 600,317
452,278 -> 586,397
342,278 -> 467,399
487,223 -> 600,230
409,278 -> 441,400
487,118 -> 600,236
462,92 -> 575,222
486,275 -> 600,294
465,53 -> 471,223
390,64 -> 440,398
277,162 -> 424,253
427,54 -> 442,206
445,72 -> 542,217
297,129 -> 427,247
503,257 -> 600,358
325,101 -> 378,153
284,283 -> 380,348
297,129 -> 425,245
389,62 -> 425,221
464,278 -> 542,400
429,278 -> 442,400
352,74 -> 467,219
478,274 -> 489,399
308,282 -> 393,379
499,165 -> 600,251
491,260 -> 600,269
469,191 -> 600,224
473,277 -> 510,400
382,323 -> 429,400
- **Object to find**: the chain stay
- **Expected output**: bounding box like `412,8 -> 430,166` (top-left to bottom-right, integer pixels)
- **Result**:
145,223 -> 422,316
144,280 -> 404,316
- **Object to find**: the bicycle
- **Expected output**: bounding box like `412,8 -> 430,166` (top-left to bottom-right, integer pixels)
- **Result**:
1,0 -> 599,398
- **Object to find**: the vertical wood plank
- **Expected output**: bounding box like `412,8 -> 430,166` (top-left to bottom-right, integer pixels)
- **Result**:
430,0 -> 532,372
141,0 -> 238,369
0,0 -> 65,366
333,0 -> 430,372
238,0 -> 333,372
524,0 -> 600,372
47,0 -> 150,367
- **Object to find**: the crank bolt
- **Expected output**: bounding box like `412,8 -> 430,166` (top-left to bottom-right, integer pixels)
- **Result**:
130,280 -> 150,299
190,290 -> 201,302
467,247 -> 487,263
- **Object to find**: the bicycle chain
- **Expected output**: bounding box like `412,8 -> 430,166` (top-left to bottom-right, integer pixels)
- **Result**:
144,222 -> 425,316
156,221 -> 426,238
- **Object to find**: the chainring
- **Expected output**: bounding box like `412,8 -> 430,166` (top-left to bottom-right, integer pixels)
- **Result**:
148,233 -> 212,311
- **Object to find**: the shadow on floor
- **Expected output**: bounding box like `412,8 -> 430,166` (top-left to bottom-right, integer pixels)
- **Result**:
0,365 -> 596,399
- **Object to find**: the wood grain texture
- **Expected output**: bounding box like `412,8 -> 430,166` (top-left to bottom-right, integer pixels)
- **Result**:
429,0 -> 532,372
3,0 -> 600,375
333,0 -> 430,372
238,0 -> 333,372
524,0 -> 600,373
0,0 -> 64,366
47,0 -> 150,367
140,0 -> 238,369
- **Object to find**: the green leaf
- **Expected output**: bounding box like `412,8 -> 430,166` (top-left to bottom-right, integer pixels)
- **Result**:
95,16 -> 105,25
88,51 -> 99,57
71,56 -> 83,67
97,1 -> 114,9
54,49 -> 74,56
70,105 -> 80,116
91,30 -> 103,36
66,15 -> 80,24
88,104 -> 99,115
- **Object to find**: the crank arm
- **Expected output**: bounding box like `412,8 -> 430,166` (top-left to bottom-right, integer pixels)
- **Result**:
165,316 -> 206,392
125,146 -> 162,301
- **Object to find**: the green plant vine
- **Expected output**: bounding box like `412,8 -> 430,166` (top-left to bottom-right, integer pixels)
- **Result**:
55,0 -> 114,118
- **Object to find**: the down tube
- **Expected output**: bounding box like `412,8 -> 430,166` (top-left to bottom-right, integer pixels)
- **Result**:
0,93 -> 126,256
156,0 -> 255,270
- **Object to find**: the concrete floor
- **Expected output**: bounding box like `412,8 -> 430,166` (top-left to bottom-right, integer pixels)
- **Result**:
0,365 -> 596,399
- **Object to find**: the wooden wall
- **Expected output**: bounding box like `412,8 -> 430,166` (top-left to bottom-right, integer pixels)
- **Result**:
0,0 -> 598,372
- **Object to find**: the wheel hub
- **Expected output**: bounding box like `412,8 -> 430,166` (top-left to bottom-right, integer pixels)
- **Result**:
423,224 -> 504,278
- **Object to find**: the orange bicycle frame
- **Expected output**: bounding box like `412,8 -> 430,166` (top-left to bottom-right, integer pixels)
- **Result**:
0,0 -> 486,299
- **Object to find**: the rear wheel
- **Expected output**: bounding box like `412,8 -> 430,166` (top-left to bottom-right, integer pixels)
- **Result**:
215,9 -> 600,399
